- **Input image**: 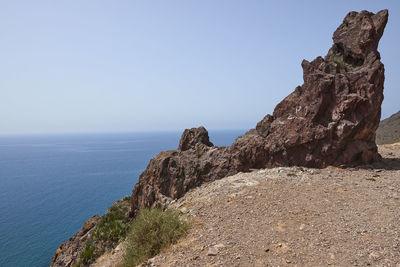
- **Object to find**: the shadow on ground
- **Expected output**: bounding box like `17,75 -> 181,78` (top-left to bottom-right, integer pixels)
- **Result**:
356,157 -> 400,171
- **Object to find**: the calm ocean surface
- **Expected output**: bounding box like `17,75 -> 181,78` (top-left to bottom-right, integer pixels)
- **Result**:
0,130 -> 243,267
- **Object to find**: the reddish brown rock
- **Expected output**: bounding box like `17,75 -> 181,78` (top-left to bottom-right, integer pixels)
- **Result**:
178,126 -> 213,151
50,215 -> 99,267
131,10 -> 388,216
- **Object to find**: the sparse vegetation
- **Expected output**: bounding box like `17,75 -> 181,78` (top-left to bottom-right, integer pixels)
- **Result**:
73,196 -> 131,267
92,204 -> 129,244
332,55 -> 348,71
80,242 -> 95,265
124,208 -> 189,267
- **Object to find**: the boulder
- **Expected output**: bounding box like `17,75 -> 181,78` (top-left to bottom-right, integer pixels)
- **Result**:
178,126 -> 213,151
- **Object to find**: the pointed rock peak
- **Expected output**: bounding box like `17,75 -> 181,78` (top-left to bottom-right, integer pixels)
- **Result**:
178,126 -> 214,151
331,9 -> 388,58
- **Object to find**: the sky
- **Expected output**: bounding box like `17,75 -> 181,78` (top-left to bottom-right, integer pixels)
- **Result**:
1,1 -> 399,134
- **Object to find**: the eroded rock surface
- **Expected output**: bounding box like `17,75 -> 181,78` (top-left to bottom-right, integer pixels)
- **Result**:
50,198 -> 131,267
50,215 -> 99,267
131,9 -> 388,217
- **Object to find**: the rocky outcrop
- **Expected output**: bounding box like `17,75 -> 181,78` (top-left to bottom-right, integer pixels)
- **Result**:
376,110 -> 400,144
50,197 -> 132,267
131,9 -> 388,217
50,215 -> 99,267
178,126 -> 214,151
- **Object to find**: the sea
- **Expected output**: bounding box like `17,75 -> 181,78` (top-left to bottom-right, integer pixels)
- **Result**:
0,130 -> 244,267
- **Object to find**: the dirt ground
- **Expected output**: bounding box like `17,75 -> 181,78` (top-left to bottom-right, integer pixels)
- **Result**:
147,144 -> 400,267
94,143 -> 400,267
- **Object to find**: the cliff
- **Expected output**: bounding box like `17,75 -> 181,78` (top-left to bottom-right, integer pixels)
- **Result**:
50,198 -> 131,267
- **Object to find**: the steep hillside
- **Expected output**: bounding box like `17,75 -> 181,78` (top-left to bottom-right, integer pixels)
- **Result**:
376,110 -> 400,144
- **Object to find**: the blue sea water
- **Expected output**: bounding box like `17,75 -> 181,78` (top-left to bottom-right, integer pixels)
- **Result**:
0,130 -> 243,267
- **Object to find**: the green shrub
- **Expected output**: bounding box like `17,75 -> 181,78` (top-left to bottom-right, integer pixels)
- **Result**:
123,195 -> 131,202
332,56 -> 348,71
81,242 -> 95,265
92,204 -> 129,244
124,208 -> 189,267
74,197 -> 131,266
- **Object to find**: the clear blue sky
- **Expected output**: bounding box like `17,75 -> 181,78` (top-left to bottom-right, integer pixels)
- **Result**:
1,1 -> 399,134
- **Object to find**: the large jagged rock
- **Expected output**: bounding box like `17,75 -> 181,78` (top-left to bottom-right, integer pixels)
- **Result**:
178,126 -> 214,151
130,10 -> 388,216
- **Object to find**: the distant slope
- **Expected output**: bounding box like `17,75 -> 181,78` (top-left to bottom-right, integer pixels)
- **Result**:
376,110 -> 400,144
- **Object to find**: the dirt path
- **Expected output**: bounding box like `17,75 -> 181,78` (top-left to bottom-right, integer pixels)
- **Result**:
143,144 -> 400,267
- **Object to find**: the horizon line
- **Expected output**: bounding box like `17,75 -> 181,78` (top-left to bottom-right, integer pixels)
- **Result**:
0,128 -> 248,137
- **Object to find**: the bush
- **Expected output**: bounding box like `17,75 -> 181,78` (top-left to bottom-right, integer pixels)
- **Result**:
124,208 -> 189,266
92,204 -> 129,244
332,56 -> 348,71
73,197 -> 131,267
80,242 -> 95,265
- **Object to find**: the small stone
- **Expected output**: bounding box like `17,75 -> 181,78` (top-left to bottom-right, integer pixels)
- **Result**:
207,247 -> 218,256
180,207 -> 188,213
369,251 -> 380,260
265,248 -> 270,252
299,224 -> 306,230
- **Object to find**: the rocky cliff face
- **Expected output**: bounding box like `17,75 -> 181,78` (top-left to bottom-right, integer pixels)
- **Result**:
131,10 -> 388,217
51,215 -> 100,267
50,198 -> 131,267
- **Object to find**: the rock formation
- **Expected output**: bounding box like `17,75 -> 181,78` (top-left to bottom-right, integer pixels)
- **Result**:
50,215 -> 99,267
131,9 -> 388,217
50,197 -> 132,267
